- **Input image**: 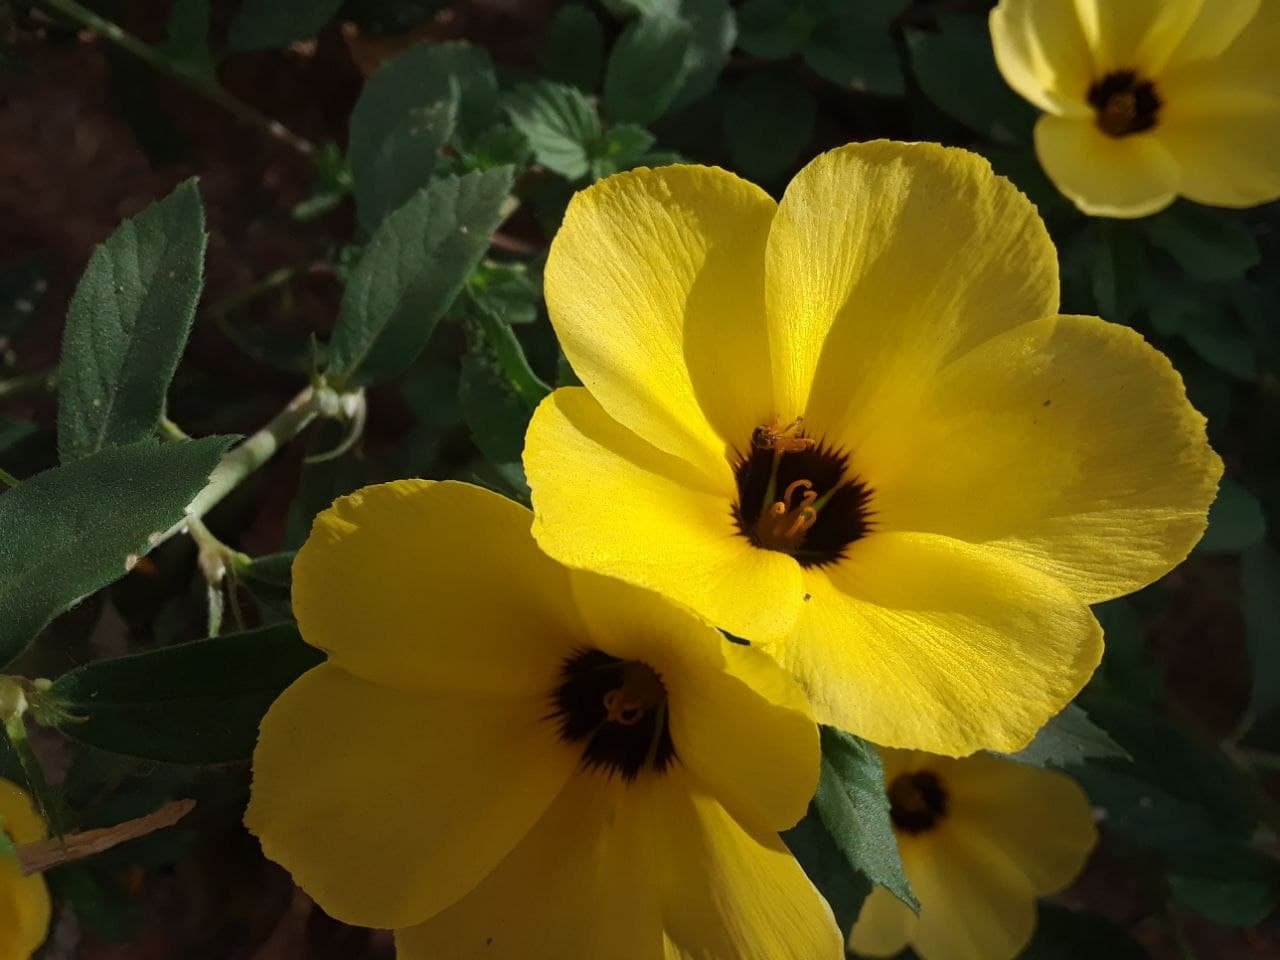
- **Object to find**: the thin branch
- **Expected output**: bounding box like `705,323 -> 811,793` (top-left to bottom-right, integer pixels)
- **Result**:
17,799 -> 195,875
35,0 -> 314,158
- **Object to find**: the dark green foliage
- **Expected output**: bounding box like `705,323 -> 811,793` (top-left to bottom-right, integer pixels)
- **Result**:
227,0 -> 345,52
48,624 -> 323,763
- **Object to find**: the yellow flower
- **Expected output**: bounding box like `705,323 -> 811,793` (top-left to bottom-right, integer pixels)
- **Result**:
245,480 -> 842,959
849,750 -> 1096,960
0,779 -> 51,960
991,0 -> 1280,217
523,141 -> 1221,757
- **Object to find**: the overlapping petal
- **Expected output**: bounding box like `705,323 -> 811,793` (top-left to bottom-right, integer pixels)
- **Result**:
1072,0 -> 1204,75
766,142 -> 1059,444
526,387 -> 805,642
1162,0 -> 1262,68
989,0 -> 1095,114
545,163 -> 776,474
246,663 -> 577,930
292,480 -> 580,697
764,532 -> 1102,755
858,314 -> 1221,603
569,569 -> 819,832
1157,86 -> 1280,208
1034,115 -> 1180,217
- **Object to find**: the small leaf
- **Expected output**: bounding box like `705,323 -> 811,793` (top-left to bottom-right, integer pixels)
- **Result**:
1143,204 -> 1261,282
539,4 -> 606,91
906,14 -> 1037,144
723,69 -> 816,183
1195,478 -> 1265,555
804,3 -> 904,95
1090,220 -> 1148,324
162,0 -> 215,79
736,0 -> 817,58
603,15 -> 692,125
356,89 -> 459,233
1005,704 -> 1129,769
48,624 -> 322,764
327,167 -> 514,387
812,726 -> 917,911
226,0 -> 344,52
468,261 -> 542,326
669,0 -> 736,108
505,81 -> 602,180
782,805 -> 872,940
591,123 -> 657,179
0,436 -> 233,666
57,180 -> 206,463
1168,844 -> 1280,927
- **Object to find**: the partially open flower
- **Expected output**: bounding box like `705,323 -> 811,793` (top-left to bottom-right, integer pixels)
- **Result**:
246,480 -> 841,959
849,750 -> 1096,960
523,141 -> 1221,757
991,0 -> 1280,216
0,779 -> 51,960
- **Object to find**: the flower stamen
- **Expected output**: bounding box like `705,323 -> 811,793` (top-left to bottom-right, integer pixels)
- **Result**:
756,478 -> 820,551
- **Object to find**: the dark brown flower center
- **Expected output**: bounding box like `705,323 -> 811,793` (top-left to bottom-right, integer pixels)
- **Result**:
1088,70 -> 1161,137
732,418 -> 874,568
888,770 -> 949,835
550,649 -> 676,780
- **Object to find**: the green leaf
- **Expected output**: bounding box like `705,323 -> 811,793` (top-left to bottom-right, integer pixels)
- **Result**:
724,69 -> 816,183
668,0 -> 736,108
326,167 -> 513,387
226,0 -> 344,52
906,14 -> 1037,144
539,3 -> 606,91
1022,904 -> 1146,960
603,15 -> 692,125
0,436 -> 232,667
813,726 -> 917,911
1182,317 -> 1257,381
505,81 -> 602,180
804,3 -> 904,95
1090,220 -> 1148,324
1168,844 -> 1280,927
782,805 -> 872,940
1242,544 -> 1280,719
57,180 -> 206,463
1005,704 -> 1128,769
1195,478 -> 1265,554
162,0 -> 215,79
47,624 -> 322,764
736,0 -> 817,58
347,41 -> 501,230
237,551 -> 296,624
1143,204 -> 1260,282
591,123 -> 657,179
468,260 -> 542,326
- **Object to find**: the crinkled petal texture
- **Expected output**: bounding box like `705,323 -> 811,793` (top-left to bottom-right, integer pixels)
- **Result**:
530,142 -> 1217,756
849,752 -> 1097,960
0,779 -> 51,960
397,769 -> 842,960
251,480 -> 834,956
993,0 -> 1280,215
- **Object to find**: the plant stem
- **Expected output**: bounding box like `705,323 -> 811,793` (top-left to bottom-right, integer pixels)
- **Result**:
0,466 -> 18,489
35,0 -> 314,158
0,368 -> 56,401
155,385 -> 323,548
3,712 -> 65,835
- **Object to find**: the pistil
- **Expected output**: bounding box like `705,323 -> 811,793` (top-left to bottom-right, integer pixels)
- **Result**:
754,478 -> 821,552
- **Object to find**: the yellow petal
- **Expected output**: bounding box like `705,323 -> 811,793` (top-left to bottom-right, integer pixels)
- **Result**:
848,884 -> 918,958
1160,0 -> 1280,95
293,479 -> 580,696
0,869 -> 50,960
1034,114 -> 1179,217
989,0 -> 1095,116
1156,87 -> 1280,208
940,754 -> 1097,896
645,770 -> 844,960
1162,0 -> 1261,68
899,825 -> 1038,960
246,663 -> 577,930
765,142 -> 1059,444
1072,0 -> 1202,74
569,569 -> 820,832
0,781 -> 50,960
525,387 -> 805,643
396,774 -> 664,960
765,532 -> 1102,755
544,164 -> 777,475
859,314 -> 1221,604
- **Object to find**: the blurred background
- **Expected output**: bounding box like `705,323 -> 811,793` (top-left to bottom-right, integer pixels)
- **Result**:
1,0 -> 1278,957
